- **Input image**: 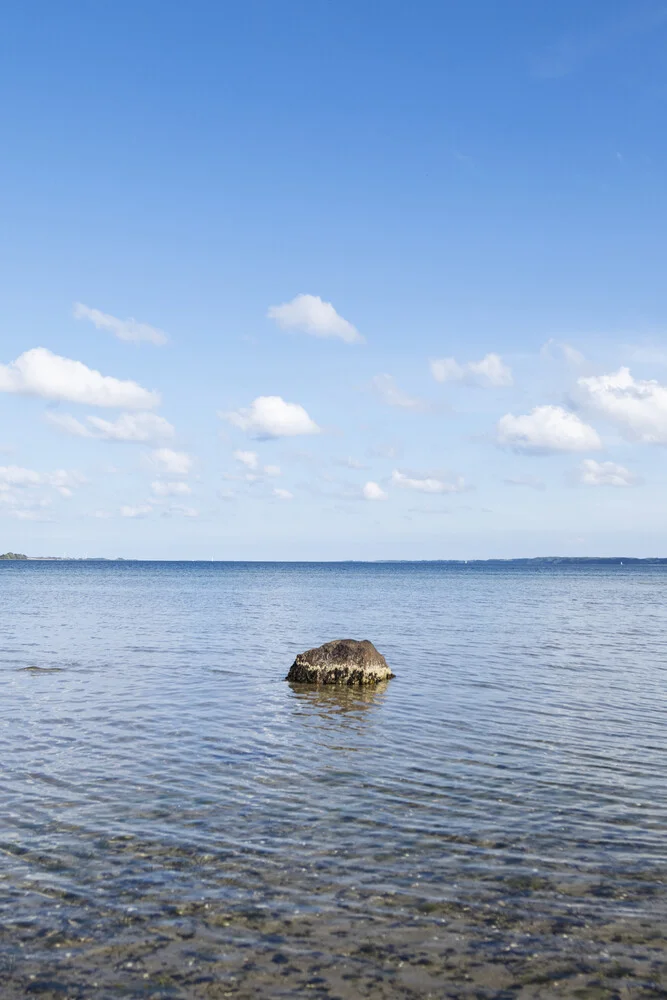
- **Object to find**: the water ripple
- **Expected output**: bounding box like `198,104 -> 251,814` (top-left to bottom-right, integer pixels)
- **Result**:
1,561 -> 667,997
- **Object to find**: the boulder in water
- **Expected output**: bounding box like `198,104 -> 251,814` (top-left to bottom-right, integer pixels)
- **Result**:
286,638 -> 394,686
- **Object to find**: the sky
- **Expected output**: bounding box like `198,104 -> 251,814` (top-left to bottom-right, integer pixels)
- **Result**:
3,0 -> 667,559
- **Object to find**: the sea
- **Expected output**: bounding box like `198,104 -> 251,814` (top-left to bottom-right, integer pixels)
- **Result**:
1,560 -> 666,999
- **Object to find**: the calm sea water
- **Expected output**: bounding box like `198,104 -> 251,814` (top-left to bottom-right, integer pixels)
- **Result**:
1,561 -> 666,999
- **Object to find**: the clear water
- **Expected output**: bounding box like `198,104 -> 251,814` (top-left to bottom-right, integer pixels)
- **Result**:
1,561 -> 666,999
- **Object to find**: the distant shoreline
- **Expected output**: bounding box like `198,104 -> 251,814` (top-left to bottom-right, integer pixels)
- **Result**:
3,555 -> 667,566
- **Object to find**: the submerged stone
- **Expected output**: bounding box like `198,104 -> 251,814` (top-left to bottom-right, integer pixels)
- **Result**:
286,638 -> 394,686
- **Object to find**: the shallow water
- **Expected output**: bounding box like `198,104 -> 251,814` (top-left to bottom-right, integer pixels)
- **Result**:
1,561 -> 666,999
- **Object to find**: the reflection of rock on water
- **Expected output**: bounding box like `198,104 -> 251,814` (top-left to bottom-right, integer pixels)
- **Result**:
287,679 -> 390,722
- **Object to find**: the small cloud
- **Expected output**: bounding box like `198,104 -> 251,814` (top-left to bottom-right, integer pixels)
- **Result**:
48,469 -> 86,493
576,368 -> 667,444
0,466 -> 43,489
504,475 -> 546,491
0,348 -> 159,409
48,410 -> 175,444
264,464 -> 281,477
120,504 -> 153,518
222,396 -> 320,439
0,493 -> 52,521
467,354 -> 513,386
370,374 -> 425,410
497,405 -> 601,454
233,449 -> 259,470
86,412 -> 174,443
578,459 -> 638,487
149,448 -> 193,476
273,487 -> 294,500
151,480 -> 192,497
74,302 -> 167,346
0,465 -> 85,503
362,481 -> 387,501
430,352 -> 513,387
267,294 -> 362,344
391,469 -> 466,494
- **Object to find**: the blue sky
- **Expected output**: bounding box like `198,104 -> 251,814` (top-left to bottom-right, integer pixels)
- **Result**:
3,1 -> 667,558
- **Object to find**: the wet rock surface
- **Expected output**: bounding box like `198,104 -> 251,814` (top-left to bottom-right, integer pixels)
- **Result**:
286,639 -> 395,685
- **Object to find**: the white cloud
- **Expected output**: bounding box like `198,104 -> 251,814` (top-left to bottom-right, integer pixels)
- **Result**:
467,354 -> 513,386
273,488 -> 294,500
430,358 -> 464,382
151,480 -> 192,497
0,487 -> 52,510
576,367 -> 667,444
362,481 -> 387,500
223,396 -> 320,439
120,504 -> 153,518
0,348 -> 159,409
430,352 -> 513,387
267,294 -> 362,344
0,466 -> 85,513
578,459 -> 637,487
371,374 -> 424,410
233,449 -> 259,470
497,405 -> 601,454
229,458 -> 281,479
149,448 -> 193,477
46,411 -> 174,443
0,466 -> 42,489
47,469 -> 86,497
86,412 -> 174,442
49,411 -> 174,445
0,504 -> 53,521
0,465 -> 84,494
391,469 -> 466,493
74,302 -> 167,346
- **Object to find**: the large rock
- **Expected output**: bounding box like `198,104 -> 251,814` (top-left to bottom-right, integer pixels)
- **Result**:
286,639 -> 394,686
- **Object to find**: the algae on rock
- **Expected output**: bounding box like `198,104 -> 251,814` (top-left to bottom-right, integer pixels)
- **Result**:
286,638 -> 394,686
